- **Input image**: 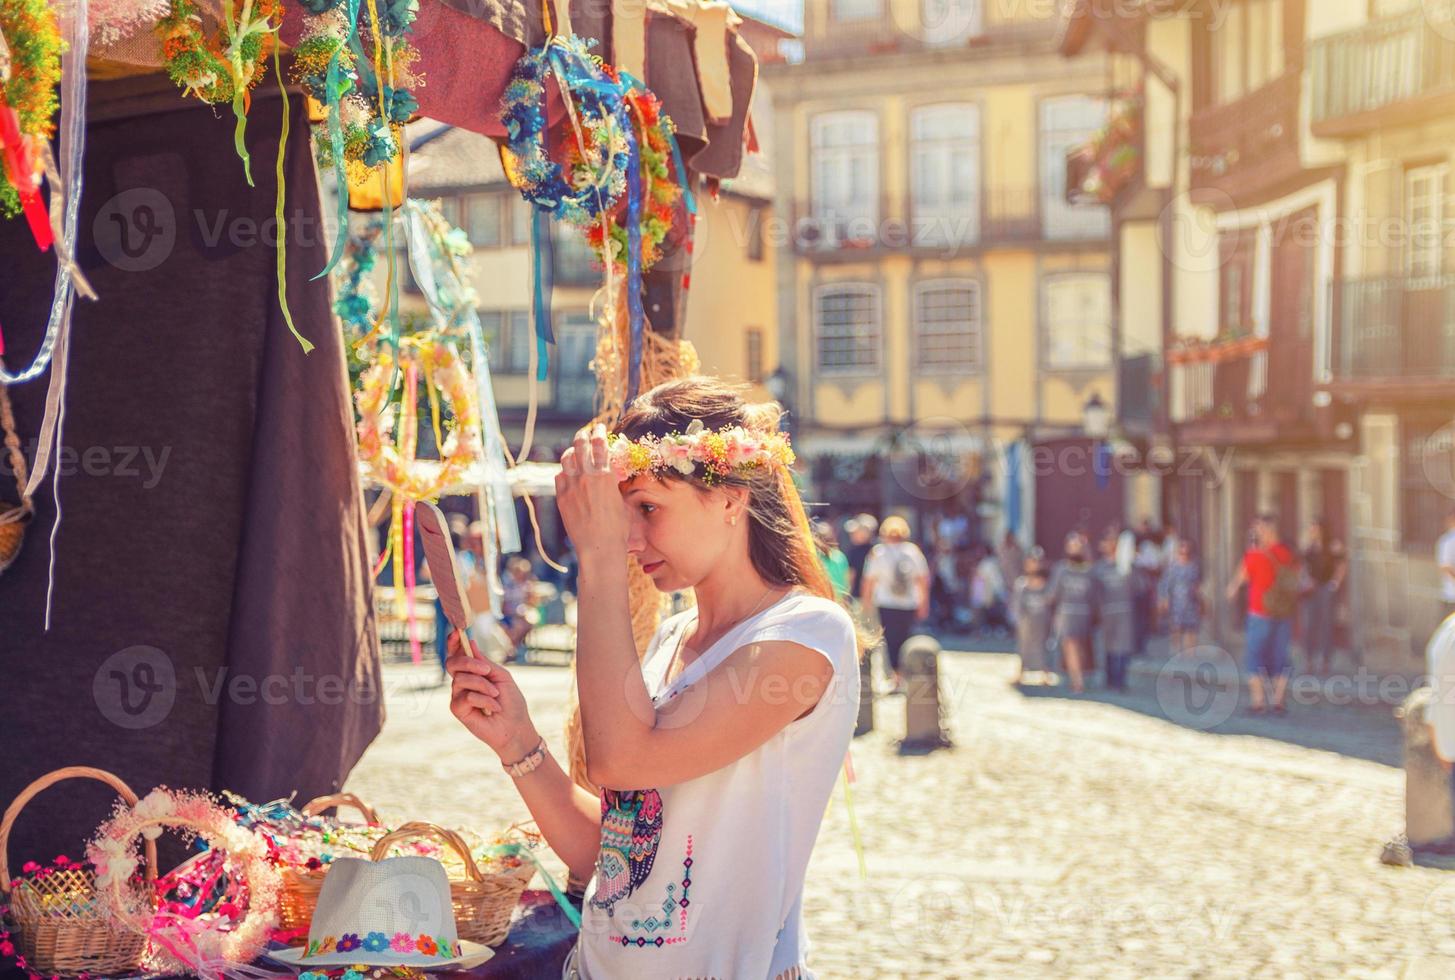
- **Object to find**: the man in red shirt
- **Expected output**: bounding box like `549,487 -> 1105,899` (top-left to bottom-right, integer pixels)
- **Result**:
1226,514 -> 1301,715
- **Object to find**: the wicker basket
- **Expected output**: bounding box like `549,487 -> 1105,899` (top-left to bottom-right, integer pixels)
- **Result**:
0,767 -> 158,977
277,793 -> 383,933
369,822 -> 537,948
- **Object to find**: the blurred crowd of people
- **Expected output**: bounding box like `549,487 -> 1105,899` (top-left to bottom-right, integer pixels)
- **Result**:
810,510 -> 1349,708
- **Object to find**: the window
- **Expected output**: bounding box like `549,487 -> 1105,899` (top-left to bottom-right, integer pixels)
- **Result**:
1220,229 -> 1258,333
1209,0 -> 1283,105
831,0 -> 880,21
810,111 -> 879,244
510,196 -> 532,246
746,206 -> 765,262
552,222 -> 599,285
1039,96 -> 1110,240
911,104 -> 980,246
466,193 -> 502,247
1403,415 -> 1455,549
554,312 -> 598,416
914,280 -> 982,374
814,284 -> 881,374
921,0 -> 981,46
746,327 -> 765,383
482,310 -> 533,374
1043,273 -> 1112,370
1406,164 -> 1447,281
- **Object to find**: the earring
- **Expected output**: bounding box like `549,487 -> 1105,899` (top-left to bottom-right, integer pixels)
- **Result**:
730,516 -> 738,527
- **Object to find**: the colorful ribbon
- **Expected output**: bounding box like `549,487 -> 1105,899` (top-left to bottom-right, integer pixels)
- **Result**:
314,0 -> 361,282
529,207 -> 553,382
273,41 -> 312,353
624,126 -> 644,404
663,118 -> 697,218
0,106 -> 52,251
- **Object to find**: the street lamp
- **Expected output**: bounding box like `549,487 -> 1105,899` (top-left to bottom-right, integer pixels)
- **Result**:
1082,392 -> 1111,441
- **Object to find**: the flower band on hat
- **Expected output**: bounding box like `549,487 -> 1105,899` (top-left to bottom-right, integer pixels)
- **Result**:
304,933 -> 463,960
608,419 -> 794,483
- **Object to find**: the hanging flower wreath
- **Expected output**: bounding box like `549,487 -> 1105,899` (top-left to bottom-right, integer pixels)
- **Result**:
356,339 -> 483,500
294,0 -> 422,183
156,0 -> 279,104
577,80 -> 682,276
499,34 -> 633,228
86,788 -> 282,977
0,0 -> 64,221
333,222 -> 384,338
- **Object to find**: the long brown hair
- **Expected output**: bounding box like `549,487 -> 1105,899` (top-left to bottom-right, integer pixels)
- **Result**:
614,376 -> 877,655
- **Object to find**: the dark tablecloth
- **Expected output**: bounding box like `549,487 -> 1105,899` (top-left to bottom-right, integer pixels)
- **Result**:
436,891 -> 579,980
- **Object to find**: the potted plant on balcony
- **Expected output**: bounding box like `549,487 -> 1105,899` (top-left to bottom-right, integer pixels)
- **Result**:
1069,87 -> 1144,206
1166,334 -> 1213,365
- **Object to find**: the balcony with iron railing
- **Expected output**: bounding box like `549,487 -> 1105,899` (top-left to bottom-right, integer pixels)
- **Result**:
1332,275 -> 1455,393
1167,329 -> 1316,442
1189,69 -> 1303,203
1310,8 -> 1455,137
789,187 -> 1110,258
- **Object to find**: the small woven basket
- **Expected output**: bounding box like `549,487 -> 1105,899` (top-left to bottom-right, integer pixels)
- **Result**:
369,822 -> 537,948
0,767 -> 158,977
278,793 -> 383,933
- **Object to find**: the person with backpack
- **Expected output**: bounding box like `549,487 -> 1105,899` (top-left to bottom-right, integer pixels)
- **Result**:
1226,513 -> 1301,715
860,515 -> 930,694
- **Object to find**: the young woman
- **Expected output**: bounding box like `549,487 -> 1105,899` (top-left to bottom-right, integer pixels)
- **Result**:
444,378 -> 868,979
1158,538 -> 1204,658
1048,532 -> 1098,694
1012,547 -> 1053,685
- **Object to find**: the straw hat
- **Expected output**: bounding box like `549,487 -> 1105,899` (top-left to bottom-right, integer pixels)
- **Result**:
265,856 -> 494,971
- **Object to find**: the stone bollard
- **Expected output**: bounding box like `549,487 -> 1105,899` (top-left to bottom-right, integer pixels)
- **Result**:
1401,686 -> 1453,847
855,651 -> 874,737
901,635 -> 951,750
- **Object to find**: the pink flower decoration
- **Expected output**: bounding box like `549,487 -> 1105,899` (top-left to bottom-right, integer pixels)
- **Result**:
390,933 -> 416,953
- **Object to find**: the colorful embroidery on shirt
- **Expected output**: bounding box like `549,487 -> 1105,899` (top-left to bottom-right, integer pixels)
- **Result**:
611,836 -> 694,948
591,788 -> 664,913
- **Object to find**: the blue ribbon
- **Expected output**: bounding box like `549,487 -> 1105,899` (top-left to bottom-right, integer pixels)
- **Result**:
625,126 -> 645,405
663,120 -> 697,217
531,207 -> 554,381
313,0 -> 360,281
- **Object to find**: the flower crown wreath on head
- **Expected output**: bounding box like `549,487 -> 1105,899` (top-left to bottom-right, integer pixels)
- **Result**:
607,418 -> 794,484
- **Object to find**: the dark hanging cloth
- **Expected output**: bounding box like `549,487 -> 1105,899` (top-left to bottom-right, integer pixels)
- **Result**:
413,0 -> 756,179
0,77 -> 383,865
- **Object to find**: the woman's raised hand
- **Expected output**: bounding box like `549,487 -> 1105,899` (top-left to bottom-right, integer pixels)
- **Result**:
446,630 -> 541,764
555,422 -> 629,561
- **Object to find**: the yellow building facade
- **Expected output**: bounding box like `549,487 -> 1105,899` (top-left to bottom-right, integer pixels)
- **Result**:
1065,0 -> 1455,672
767,1 -> 1119,546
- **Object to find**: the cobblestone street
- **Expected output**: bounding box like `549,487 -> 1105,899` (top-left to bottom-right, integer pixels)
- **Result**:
344,647 -> 1454,978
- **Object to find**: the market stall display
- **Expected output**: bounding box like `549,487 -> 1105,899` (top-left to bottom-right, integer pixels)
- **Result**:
2,773 -> 575,978
0,0 -> 764,968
